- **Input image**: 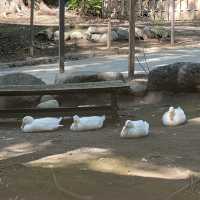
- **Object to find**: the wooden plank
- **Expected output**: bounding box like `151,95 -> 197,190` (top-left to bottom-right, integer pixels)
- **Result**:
0,105 -> 112,118
110,92 -> 119,119
0,81 -> 129,96
59,0 -> 65,73
30,0 -> 34,57
128,0 -> 135,80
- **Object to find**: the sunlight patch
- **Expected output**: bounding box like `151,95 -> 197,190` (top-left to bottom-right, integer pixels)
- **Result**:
188,117 -> 200,125
25,148 -> 196,180
25,147 -> 112,168
0,140 -> 52,160
88,157 -> 193,180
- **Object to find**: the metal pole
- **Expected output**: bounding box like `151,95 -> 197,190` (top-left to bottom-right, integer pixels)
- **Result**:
59,0 -> 65,73
171,0 -> 175,46
30,0 -> 34,57
128,0 -> 135,80
107,17 -> 112,49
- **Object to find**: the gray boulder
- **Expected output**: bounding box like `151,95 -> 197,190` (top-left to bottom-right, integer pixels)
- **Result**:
40,95 -> 55,103
135,27 -> 144,40
87,26 -> 108,34
89,31 -> 118,43
148,62 -> 200,92
115,27 -> 144,41
90,34 -> 101,42
70,31 -> 84,40
54,30 -> 71,41
0,73 -> 46,108
55,71 -> 124,84
143,26 -> 155,39
35,28 -> 54,41
100,31 -> 118,42
143,26 -> 170,40
116,27 -> 129,40
37,99 -> 60,109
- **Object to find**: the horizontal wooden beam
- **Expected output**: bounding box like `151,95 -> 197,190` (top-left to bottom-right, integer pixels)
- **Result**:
0,81 -> 129,96
0,105 -> 113,118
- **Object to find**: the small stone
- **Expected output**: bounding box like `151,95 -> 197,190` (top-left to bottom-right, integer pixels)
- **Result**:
129,80 -> 147,96
40,95 -> 55,103
70,31 -> 84,40
37,100 -> 59,109
141,158 -> 148,162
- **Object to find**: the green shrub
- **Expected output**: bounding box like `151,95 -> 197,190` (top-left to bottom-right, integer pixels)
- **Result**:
68,0 -> 102,16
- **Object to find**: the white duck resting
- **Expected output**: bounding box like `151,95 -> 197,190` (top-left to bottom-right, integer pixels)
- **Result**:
70,115 -> 106,131
21,116 -> 63,133
162,106 -> 186,126
120,120 -> 149,138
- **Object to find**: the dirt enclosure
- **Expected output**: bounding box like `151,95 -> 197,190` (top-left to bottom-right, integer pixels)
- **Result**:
0,92 -> 200,200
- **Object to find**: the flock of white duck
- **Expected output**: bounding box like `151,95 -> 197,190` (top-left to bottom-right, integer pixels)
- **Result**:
21,106 -> 187,138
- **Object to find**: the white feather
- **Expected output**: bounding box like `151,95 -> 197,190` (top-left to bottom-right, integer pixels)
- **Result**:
162,106 -> 186,126
70,115 -> 106,131
120,120 -> 149,138
21,116 -> 63,133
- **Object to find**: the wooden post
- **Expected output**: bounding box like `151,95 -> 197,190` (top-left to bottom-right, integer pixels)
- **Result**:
121,0 -> 125,17
171,0 -> 175,46
107,17 -> 112,49
30,0 -> 34,57
153,0 -> 156,20
59,0 -> 65,73
128,0 -> 135,80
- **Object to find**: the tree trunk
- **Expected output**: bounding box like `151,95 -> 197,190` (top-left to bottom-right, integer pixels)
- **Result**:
0,0 -> 29,17
0,0 -> 54,17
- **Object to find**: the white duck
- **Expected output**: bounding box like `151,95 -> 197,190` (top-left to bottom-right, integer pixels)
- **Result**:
70,115 -> 106,131
162,106 -> 186,126
120,120 -> 149,138
21,116 -> 63,133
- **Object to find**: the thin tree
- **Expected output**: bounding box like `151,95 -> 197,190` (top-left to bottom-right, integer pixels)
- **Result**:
30,0 -> 34,57
59,0 -> 65,73
170,0 -> 175,46
128,0 -> 135,80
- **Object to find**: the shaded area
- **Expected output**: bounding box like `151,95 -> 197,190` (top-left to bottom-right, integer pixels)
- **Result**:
0,93 -> 200,199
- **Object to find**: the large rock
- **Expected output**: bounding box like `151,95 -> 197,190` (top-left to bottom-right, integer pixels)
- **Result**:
70,30 -> 84,40
143,26 -> 155,39
35,28 -> 54,41
89,31 -> 118,43
54,30 -> 71,41
115,27 -> 144,41
148,62 -> 200,92
115,27 -> 129,40
0,73 -> 46,108
55,71 -> 125,84
87,26 -> 144,42
143,26 -> 170,40
135,27 -> 144,40
87,26 -> 108,34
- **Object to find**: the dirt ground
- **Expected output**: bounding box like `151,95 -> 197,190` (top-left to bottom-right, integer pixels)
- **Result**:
1,13 -> 200,64
1,92 -> 200,200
